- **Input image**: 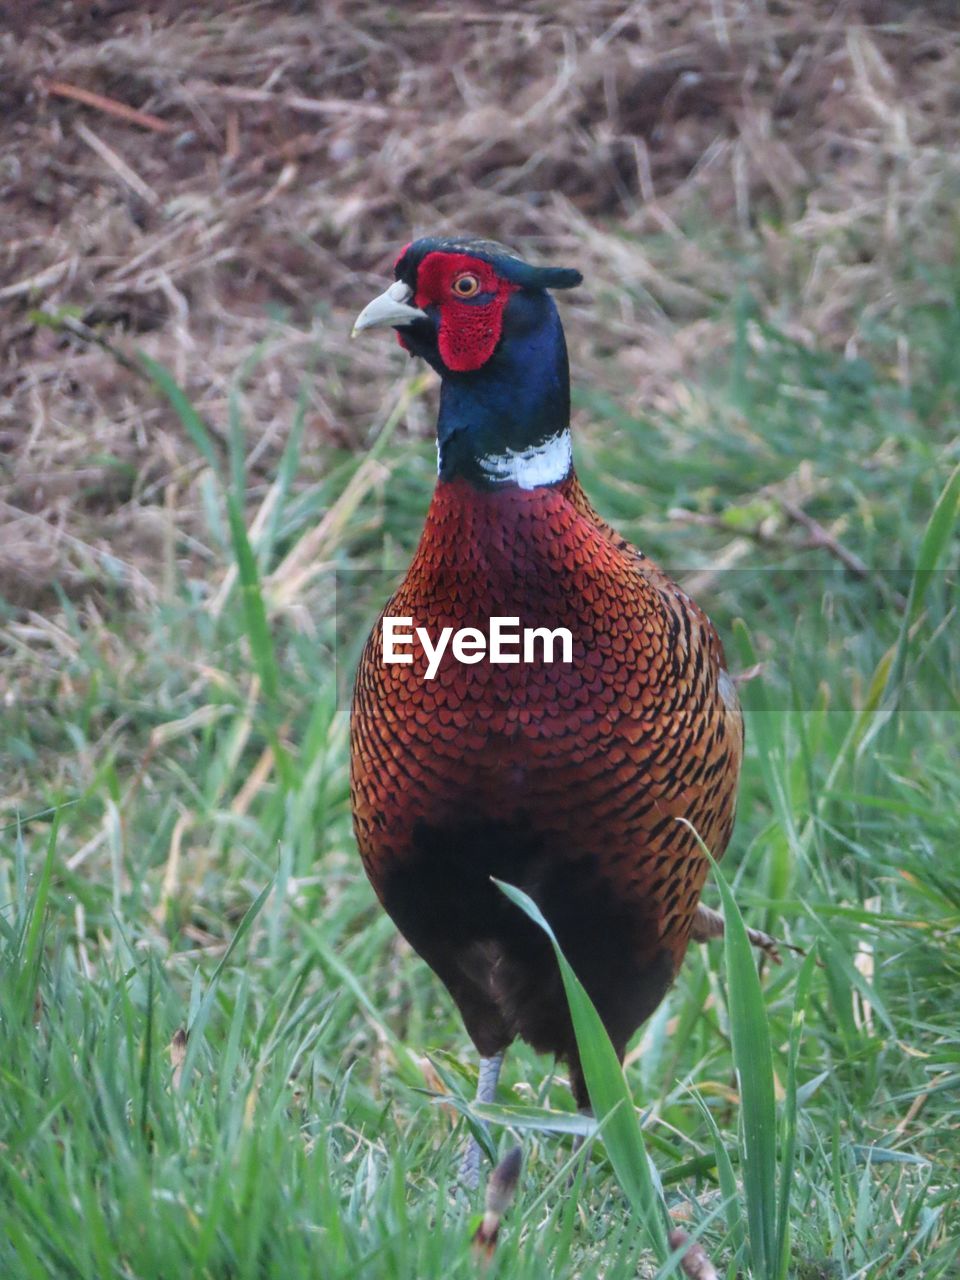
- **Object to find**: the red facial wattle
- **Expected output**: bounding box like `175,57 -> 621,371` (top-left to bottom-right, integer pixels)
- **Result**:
403,251 -> 518,372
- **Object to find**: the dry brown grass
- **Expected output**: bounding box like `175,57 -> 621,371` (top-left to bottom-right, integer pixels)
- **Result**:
2,0 -> 959,607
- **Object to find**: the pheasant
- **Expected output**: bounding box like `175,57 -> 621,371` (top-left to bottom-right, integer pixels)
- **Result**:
350,236 -> 772,1185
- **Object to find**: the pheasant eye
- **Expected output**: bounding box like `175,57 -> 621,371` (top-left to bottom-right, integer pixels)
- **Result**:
452,273 -> 480,298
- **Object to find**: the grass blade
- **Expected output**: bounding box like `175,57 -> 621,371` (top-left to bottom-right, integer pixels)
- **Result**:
16,809 -> 60,1019
259,380 -> 309,569
775,945 -> 818,1280
469,1101 -> 598,1137
733,619 -> 799,864
178,880 -> 273,1093
689,836 -> 778,1278
138,352 -> 221,474
902,461 -> 960,631
888,460 -> 960,696
693,1089 -> 746,1265
138,958 -> 155,1143
226,494 -> 280,706
492,877 -> 670,1263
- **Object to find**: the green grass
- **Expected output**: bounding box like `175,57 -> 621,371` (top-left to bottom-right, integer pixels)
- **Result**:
1,277 -> 959,1278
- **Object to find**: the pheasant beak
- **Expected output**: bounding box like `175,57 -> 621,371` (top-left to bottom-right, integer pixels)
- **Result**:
352,280 -> 429,337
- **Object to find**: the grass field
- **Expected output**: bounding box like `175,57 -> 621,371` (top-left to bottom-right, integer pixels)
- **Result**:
2,5 -> 960,1279
3,281 -> 958,1278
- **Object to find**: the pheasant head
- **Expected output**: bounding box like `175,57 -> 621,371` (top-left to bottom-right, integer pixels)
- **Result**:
353,236 -> 582,488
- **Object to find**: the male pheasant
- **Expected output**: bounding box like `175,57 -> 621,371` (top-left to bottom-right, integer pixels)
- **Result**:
350,236 -> 764,1184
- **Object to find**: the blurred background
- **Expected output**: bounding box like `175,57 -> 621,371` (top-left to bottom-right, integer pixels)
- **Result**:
1,4 -> 958,1278
3,1 -> 958,609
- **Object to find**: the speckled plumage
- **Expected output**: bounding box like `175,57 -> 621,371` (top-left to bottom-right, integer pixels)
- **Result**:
351,470 -> 743,1105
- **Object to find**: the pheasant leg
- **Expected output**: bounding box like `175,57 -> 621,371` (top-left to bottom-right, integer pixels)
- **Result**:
459,1052 -> 505,1189
691,903 -> 784,964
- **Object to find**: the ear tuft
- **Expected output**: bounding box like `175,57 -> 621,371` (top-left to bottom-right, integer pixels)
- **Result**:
496,260 -> 583,292
535,266 -> 583,290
